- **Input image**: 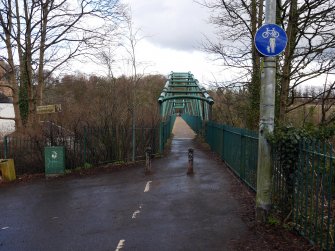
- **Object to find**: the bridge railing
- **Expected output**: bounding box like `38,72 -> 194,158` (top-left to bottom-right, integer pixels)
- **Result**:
181,113 -> 203,134
159,114 -> 176,152
205,120 -> 258,191
204,119 -> 334,251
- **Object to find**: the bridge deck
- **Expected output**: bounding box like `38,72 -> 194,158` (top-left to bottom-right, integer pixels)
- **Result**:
172,116 -> 196,139
0,119 -> 255,250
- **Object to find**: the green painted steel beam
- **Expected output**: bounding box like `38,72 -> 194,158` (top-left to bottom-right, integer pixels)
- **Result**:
160,95 -> 214,105
168,85 -> 199,88
169,72 -> 192,77
166,91 -> 203,94
169,80 -> 196,83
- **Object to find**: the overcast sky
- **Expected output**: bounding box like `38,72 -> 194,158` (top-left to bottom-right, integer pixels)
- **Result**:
119,0 -> 334,87
117,0 -> 225,84
125,0 -> 215,51
74,0 -> 228,85
71,0 -> 332,87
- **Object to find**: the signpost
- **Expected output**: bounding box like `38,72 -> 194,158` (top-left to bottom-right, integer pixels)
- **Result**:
255,24 -> 288,57
255,0 -> 288,222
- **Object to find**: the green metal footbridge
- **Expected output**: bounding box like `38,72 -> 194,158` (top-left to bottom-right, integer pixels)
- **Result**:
158,72 -> 214,119
157,71 -> 335,251
158,71 -> 214,151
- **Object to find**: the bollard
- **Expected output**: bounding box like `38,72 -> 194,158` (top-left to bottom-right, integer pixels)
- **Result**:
187,148 -> 194,175
145,147 -> 152,174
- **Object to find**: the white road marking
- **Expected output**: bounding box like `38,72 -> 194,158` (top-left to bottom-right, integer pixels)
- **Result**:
144,181 -> 152,192
115,239 -> 125,251
1,227 -> 9,230
132,210 -> 141,219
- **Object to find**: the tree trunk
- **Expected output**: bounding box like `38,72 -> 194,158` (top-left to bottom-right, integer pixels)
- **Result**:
1,1 -> 23,130
248,0 -> 263,130
11,86 -> 23,131
37,0 -> 49,107
278,0 -> 298,124
24,0 -> 36,127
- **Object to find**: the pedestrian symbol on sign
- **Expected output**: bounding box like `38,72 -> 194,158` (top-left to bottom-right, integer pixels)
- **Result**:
261,28 -> 279,54
255,24 -> 287,57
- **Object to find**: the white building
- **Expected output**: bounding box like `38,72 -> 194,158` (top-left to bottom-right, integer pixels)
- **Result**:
0,103 -> 15,137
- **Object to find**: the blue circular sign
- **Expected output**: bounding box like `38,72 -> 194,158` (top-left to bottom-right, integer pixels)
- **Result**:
254,24 -> 287,57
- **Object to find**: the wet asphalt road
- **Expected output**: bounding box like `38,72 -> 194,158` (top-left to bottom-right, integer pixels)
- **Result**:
0,118 -> 248,251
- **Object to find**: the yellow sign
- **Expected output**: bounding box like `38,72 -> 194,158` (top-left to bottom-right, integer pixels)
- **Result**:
36,104 -> 61,114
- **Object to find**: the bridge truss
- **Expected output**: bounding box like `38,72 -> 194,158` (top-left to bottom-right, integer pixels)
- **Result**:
158,72 -> 214,120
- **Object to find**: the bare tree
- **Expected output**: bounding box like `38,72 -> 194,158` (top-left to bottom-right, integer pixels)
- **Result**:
277,0 -> 335,123
320,81 -> 335,125
201,0 -> 264,129
120,9 -> 145,161
202,0 -> 335,127
99,48 -> 118,80
0,0 -> 125,130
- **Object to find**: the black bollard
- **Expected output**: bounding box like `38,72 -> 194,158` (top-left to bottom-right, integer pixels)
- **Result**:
187,148 -> 194,175
145,147 -> 152,174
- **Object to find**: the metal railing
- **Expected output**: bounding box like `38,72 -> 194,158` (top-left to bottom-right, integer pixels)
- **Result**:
159,114 -> 176,152
205,120 -> 258,191
185,115 -> 334,250
0,126 -> 160,174
181,113 -> 202,134
273,140 -> 335,250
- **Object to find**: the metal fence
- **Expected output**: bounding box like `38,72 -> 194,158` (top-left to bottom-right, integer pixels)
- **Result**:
181,113 -> 203,134
160,115 -> 176,152
0,115 -> 177,174
183,114 -> 334,250
273,140 -> 335,250
0,126 -> 159,174
205,120 -> 258,191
